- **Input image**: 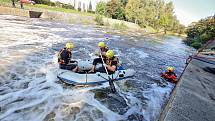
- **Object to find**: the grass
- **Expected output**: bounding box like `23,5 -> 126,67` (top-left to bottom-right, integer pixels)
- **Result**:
1,0 -> 11,3
0,0 -> 95,16
26,4 -> 95,16
0,0 -> 11,6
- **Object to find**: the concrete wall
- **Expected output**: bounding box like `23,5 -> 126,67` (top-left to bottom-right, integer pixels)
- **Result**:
0,6 -> 96,25
0,6 -> 29,17
0,6 -> 140,30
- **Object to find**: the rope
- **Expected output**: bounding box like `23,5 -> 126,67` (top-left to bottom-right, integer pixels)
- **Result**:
197,38 -> 215,54
178,39 -> 215,80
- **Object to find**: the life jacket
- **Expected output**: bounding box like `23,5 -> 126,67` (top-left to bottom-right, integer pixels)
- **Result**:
161,71 -> 177,84
58,48 -> 71,65
100,47 -> 109,59
100,47 -> 109,52
105,56 -> 119,68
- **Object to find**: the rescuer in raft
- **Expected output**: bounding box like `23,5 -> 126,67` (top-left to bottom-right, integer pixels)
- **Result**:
95,41 -> 109,56
89,49 -> 119,74
58,42 -> 79,72
161,66 -> 177,84
89,42 -> 109,72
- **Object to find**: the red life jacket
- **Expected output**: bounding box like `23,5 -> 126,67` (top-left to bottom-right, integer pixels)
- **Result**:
161,72 -> 177,84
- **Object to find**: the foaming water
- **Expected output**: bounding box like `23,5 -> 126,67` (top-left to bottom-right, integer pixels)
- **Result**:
0,15 -> 194,121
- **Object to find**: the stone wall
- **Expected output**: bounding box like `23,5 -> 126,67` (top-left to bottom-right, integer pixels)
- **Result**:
0,6 -> 29,17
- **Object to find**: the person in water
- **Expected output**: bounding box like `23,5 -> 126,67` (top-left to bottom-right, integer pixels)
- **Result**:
161,66 -> 177,84
89,42 -> 109,72
58,42 -> 79,72
90,50 -> 119,74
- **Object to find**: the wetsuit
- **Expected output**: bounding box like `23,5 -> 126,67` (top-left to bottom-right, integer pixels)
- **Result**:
92,47 -> 109,69
93,56 -> 119,74
161,71 -> 177,84
58,48 -> 77,70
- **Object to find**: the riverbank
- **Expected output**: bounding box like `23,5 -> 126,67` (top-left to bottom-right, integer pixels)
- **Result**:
159,40 -> 215,121
0,4 -> 142,31
0,3 -> 183,35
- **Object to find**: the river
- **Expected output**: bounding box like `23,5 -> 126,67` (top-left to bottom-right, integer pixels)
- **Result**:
0,15 -> 194,121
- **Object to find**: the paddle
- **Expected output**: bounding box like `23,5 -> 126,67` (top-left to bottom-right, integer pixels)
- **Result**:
100,52 -> 116,93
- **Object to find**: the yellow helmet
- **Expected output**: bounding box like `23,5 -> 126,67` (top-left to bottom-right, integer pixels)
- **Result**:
66,42 -> 74,49
167,66 -> 174,72
106,50 -> 114,58
98,42 -> 106,48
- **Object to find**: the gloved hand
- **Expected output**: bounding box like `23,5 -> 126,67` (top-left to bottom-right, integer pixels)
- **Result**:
95,53 -> 99,56
95,51 -> 100,56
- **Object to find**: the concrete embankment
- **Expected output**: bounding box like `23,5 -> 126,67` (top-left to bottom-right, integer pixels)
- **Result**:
159,40 -> 215,121
0,6 -> 141,30
0,6 -> 96,25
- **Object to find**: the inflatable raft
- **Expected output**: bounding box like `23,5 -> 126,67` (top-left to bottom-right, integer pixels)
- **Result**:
57,60 -> 135,85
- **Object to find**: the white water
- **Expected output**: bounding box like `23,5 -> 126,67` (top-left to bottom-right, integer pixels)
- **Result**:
0,15 -> 188,121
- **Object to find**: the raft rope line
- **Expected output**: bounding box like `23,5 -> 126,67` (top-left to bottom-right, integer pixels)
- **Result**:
179,39 -> 215,80
185,39 -> 215,65
160,39 -> 215,120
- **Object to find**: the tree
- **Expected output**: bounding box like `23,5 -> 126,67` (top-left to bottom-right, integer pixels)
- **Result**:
106,0 -> 125,20
121,0 -> 128,6
125,0 -> 145,25
158,2 -> 175,33
185,15 -> 215,49
96,2 -> 106,15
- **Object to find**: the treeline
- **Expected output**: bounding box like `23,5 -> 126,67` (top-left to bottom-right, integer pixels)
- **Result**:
96,0 -> 185,33
185,15 -> 215,49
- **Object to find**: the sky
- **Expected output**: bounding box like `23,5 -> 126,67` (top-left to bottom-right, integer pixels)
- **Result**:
164,0 -> 215,26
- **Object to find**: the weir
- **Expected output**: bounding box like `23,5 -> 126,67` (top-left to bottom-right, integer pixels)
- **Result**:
159,40 -> 215,121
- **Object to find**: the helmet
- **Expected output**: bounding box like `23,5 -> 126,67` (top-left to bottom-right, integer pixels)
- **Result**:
66,42 -> 74,49
98,42 -> 106,48
106,50 -> 114,58
167,66 -> 174,72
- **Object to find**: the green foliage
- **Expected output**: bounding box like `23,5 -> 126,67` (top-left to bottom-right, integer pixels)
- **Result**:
125,0 -> 142,24
124,0 -> 183,32
191,41 -> 202,49
96,2 -> 106,15
106,0 -> 125,20
34,0 -> 53,5
34,0 -> 74,9
61,3 -> 74,9
185,15 -> 215,49
95,15 -> 104,25
121,0 -> 128,6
